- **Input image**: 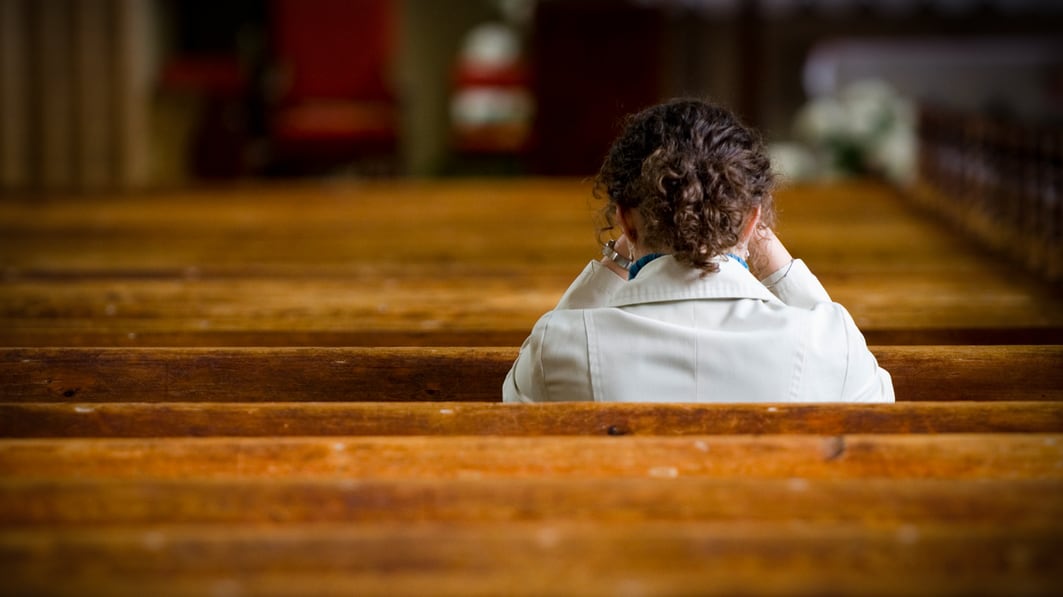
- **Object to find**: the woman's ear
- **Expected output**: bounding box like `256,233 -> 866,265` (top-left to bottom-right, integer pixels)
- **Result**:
740,206 -> 762,243
617,206 -> 638,243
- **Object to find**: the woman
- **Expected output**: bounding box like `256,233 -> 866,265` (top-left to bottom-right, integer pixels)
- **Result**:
503,99 -> 894,403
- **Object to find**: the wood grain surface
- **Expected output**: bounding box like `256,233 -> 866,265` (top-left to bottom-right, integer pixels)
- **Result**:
3,180 -> 1061,346
3,179 -> 1061,596
1,522 -> 1060,596
2,401 -> 1060,437
3,345 -> 1060,402
3,477 -> 1059,526
2,434 -> 1060,480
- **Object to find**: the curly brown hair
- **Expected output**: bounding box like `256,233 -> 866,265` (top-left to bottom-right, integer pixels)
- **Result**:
594,99 -> 775,273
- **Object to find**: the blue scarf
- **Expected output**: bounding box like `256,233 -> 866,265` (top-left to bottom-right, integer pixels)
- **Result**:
628,253 -> 665,280
725,253 -> 749,270
629,252 -> 749,280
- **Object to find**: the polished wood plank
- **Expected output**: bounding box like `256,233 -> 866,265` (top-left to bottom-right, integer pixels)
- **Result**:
4,179 -> 1061,597
2,522 -> 1059,596
2,272 -> 1059,346
2,402 -> 1060,438
2,434 -> 1059,480
0,180 -> 1033,272
0,180 -> 595,274
878,345 -> 1063,400
2,180 -> 1061,346
0,347 -> 511,403
2,346 -> 1059,403
2,477 -> 1059,526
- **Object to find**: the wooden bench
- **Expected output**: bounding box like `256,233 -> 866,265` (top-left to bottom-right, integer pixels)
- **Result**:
3,181 -> 1062,347
3,519 -> 1059,596
2,434 -> 1060,480
3,276 -> 1059,347
2,401 -> 1061,437
2,433 -> 1060,593
3,346 -> 1061,403
3,180 -> 1061,595
1,272 -> 1059,347
3,476 -> 1059,526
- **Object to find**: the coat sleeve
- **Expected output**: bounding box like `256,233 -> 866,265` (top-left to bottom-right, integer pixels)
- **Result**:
759,259 -> 831,308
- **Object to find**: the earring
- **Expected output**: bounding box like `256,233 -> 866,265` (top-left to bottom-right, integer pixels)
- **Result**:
628,243 -> 635,262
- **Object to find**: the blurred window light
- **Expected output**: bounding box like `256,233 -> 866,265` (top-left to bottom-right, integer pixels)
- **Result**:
803,37 -> 1063,122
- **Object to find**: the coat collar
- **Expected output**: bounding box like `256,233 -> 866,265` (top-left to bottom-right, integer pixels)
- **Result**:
607,255 -> 781,307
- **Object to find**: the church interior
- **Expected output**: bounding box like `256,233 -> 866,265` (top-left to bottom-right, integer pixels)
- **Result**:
1,0 -> 1062,594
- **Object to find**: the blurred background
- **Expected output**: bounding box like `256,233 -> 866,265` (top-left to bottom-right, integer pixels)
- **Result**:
0,0 -> 1060,191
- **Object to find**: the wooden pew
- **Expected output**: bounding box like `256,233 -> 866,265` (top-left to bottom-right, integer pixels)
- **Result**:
0,180 -> 1051,278
3,410 -> 1057,595
3,477 -> 1059,526
3,181 -> 1062,347
2,434 -> 1060,480
2,401 -> 1061,438
3,434 -> 1060,593
0,180 -> 998,271
2,273 -> 1059,347
3,179 -> 1061,596
2,345 -> 1061,403
3,521 -> 1059,596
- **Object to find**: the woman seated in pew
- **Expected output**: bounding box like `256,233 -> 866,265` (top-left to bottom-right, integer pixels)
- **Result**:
504,99 -> 894,403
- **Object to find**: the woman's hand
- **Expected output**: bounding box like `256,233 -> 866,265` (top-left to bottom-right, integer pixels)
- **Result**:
601,235 -> 633,279
747,225 -> 793,280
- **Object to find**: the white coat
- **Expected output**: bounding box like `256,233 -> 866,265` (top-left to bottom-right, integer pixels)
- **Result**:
503,255 -> 894,403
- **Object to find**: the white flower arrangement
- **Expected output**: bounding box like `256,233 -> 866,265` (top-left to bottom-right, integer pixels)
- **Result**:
774,79 -> 917,186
